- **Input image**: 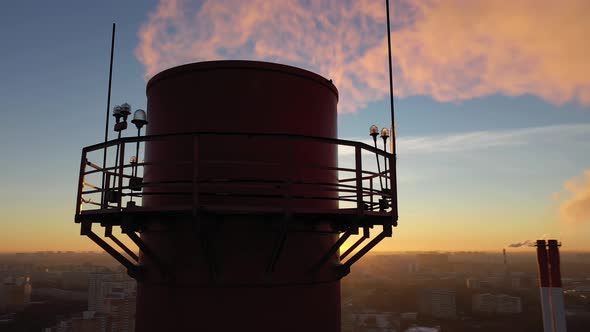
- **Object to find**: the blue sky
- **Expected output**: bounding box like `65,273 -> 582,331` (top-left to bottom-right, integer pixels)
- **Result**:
1,0 -> 589,252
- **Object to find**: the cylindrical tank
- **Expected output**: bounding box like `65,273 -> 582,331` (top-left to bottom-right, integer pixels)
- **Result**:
136,61 -> 341,331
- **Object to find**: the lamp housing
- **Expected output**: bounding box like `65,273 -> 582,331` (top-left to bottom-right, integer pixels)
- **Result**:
132,109 -> 148,129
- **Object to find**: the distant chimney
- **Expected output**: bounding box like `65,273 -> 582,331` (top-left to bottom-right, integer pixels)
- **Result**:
548,240 -> 567,332
536,240 -> 552,332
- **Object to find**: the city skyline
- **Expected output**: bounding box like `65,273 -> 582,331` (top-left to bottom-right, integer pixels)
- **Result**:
6,249 -> 589,331
1,0 -> 590,253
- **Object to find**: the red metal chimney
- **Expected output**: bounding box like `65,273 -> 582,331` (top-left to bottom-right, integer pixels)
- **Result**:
547,240 -> 567,332
75,61 -> 397,331
536,240 -> 552,332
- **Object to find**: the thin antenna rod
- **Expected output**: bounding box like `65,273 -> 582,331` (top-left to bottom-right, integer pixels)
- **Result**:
385,0 -> 398,219
101,23 -> 116,206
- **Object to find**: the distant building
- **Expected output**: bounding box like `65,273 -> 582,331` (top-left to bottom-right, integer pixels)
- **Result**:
49,288 -> 135,332
510,277 -> 521,289
104,294 -> 136,332
405,327 -> 441,332
472,293 -> 522,314
483,275 -> 504,288
400,312 -> 417,320
82,272 -> 136,332
496,294 -> 522,313
466,278 -> 481,289
416,253 -> 449,272
418,289 -> 456,319
351,312 -> 397,332
33,288 -> 86,301
472,293 -> 496,313
0,276 -> 31,312
70,311 -> 108,332
88,273 -> 135,313
61,271 -> 90,290
49,311 -> 108,332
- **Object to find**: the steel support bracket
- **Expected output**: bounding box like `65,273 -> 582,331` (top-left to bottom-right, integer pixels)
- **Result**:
340,226 -> 370,260
80,222 -> 141,280
105,225 -> 139,261
341,223 -> 393,269
123,229 -> 168,280
311,227 -> 355,272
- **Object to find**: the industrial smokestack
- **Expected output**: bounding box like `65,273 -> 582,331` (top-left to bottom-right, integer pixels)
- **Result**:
548,240 -> 567,332
75,60 -> 397,331
536,240 -> 552,332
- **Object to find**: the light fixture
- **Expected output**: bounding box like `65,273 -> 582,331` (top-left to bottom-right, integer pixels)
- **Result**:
369,125 -> 379,143
380,127 -> 390,153
119,103 -> 132,121
112,105 -> 122,123
131,109 -> 148,181
380,127 -> 389,141
131,109 -> 148,129
113,103 -> 131,132
110,103 -> 131,198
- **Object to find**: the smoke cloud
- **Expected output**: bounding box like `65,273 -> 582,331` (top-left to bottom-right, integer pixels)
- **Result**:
558,169 -> 590,224
508,240 -> 535,248
136,0 -> 590,112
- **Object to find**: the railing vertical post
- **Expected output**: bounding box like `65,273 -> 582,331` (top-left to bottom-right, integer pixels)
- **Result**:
76,151 -> 87,216
355,145 -> 363,215
369,176 -> 374,211
389,153 -> 397,225
117,142 -> 125,209
103,173 -> 111,209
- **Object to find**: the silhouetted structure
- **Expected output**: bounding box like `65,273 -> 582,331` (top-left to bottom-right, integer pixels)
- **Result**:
536,239 -> 568,332
75,61 -> 397,331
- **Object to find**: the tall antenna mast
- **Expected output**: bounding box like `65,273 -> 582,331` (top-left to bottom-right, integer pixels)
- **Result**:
385,0 -> 398,219
101,23 -> 116,200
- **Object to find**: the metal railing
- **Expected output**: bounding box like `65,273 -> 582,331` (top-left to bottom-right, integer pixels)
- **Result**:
75,132 -> 396,222
74,131 -> 398,280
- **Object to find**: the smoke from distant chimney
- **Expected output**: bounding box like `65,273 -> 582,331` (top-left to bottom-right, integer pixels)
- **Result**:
508,240 -> 535,248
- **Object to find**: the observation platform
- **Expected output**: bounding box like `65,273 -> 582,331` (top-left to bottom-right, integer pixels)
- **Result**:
75,132 -> 397,279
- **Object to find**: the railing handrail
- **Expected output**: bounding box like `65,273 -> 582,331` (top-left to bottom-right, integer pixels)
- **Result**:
77,131 -> 396,218
81,131 -> 392,158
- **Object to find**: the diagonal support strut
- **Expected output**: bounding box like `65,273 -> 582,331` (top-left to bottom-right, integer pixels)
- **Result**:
81,222 -> 140,280
105,225 -> 139,261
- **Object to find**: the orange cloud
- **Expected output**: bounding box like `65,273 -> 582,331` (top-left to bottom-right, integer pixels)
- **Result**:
559,169 -> 590,224
136,0 -> 590,112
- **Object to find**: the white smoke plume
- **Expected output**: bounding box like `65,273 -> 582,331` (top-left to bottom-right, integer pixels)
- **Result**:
508,240 -> 535,248
558,169 -> 590,224
136,0 -> 590,113
508,234 -> 550,248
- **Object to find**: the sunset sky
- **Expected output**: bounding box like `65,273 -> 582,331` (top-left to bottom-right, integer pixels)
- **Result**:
1,0 -> 589,253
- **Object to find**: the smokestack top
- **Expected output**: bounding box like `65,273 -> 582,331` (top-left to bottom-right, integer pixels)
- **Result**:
547,240 -> 563,288
146,60 -> 339,98
536,240 -> 550,287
